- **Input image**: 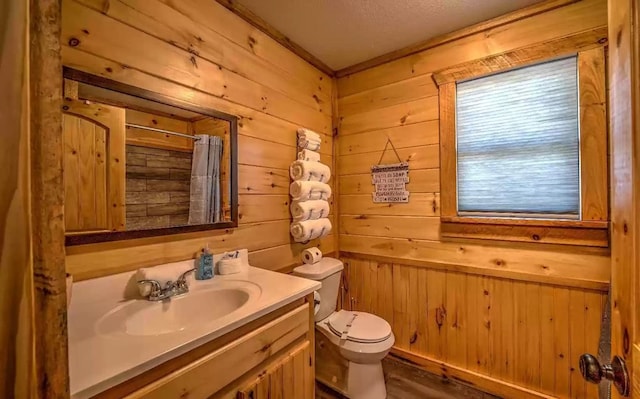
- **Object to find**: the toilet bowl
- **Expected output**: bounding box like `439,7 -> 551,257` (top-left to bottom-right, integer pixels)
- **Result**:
316,310 -> 394,399
293,258 -> 394,399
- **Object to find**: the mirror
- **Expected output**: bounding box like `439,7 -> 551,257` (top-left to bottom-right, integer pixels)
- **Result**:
62,68 -> 238,245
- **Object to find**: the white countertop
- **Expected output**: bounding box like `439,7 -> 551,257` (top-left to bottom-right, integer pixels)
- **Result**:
68,262 -> 320,399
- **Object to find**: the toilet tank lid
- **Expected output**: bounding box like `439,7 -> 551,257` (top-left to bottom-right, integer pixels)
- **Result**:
293,257 -> 343,280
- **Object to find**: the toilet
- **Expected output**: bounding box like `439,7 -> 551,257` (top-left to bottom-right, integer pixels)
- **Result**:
293,257 -> 394,399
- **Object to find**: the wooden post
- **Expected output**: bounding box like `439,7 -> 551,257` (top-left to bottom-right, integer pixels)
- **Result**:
30,0 -> 70,397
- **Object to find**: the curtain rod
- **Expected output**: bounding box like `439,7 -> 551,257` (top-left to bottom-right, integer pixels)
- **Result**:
126,122 -> 201,140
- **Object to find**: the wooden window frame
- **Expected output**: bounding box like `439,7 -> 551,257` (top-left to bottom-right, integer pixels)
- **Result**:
435,29 -> 609,247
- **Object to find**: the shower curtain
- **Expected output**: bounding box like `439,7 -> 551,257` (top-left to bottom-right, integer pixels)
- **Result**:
188,135 -> 223,224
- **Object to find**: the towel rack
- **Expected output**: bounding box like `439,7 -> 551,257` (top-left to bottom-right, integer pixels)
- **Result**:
126,122 -> 201,140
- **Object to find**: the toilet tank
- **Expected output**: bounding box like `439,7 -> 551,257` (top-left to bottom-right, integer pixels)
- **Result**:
293,257 -> 344,322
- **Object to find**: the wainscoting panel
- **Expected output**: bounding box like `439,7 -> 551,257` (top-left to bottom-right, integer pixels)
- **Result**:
340,255 -> 605,399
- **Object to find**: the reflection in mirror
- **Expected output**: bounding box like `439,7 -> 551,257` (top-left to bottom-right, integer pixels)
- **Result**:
62,71 -> 237,244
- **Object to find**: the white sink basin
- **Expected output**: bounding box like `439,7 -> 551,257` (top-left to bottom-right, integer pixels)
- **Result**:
96,280 -> 261,337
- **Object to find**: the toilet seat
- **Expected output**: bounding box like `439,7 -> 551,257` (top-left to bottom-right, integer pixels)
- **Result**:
327,310 -> 392,344
316,312 -> 395,364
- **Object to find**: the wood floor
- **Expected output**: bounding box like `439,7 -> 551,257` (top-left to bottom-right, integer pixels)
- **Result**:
316,354 -> 499,399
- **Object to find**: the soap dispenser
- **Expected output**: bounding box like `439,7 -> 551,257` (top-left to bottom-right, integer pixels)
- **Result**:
196,245 -> 214,280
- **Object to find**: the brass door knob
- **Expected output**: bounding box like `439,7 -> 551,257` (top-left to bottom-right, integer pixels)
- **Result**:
579,354 -> 629,396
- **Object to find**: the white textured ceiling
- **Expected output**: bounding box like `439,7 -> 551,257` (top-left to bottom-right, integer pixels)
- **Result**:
235,0 -> 545,70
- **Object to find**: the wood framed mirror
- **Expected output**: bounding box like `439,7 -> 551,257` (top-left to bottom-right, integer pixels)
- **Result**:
62,68 -> 238,246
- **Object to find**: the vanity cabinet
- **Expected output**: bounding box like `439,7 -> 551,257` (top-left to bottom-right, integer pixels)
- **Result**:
236,341 -> 313,399
93,297 -> 315,399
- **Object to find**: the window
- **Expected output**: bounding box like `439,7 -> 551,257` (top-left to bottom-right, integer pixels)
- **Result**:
435,44 -> 608,247
456,57 -> 580,218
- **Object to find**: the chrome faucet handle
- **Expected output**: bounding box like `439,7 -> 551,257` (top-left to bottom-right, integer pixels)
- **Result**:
137,279 -> 162,296
176,268 -> 196,289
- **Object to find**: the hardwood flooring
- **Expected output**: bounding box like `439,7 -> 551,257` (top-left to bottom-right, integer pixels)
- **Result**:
315,354 -> 499,399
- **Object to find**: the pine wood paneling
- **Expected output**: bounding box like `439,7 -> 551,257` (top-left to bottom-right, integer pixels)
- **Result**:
238,165 -> 290,195
125,109 -> 194,152
61,46 -> 335,153
338,121 -> 439,155
239,194 -> 334,224
340,215 -> 440,241
339,169 -> 440,195
248,240 -> 336,273
62,0 -> 331,134
341,256 -> 606,399
339,97 -> 438,135
62,0 -> 335,279
336,0 -> 607,97
336,2 -> 610,398
335,0 -> 581,78
338,74 -> 438,115
0,0 -> 36,396
340,193 -> 439,217
67,220 -> 335,280
339,144 -> 439,175
78,0 -> 332,107
340,235 -> 609,290
431,26 -> 608,86
157,0 -> 332,91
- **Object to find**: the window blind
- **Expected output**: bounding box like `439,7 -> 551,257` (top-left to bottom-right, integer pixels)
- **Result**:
455,56 -> 580,217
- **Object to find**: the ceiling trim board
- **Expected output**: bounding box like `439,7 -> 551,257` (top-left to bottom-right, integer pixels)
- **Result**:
334,0 -> 580,78
214,0 -> 335,77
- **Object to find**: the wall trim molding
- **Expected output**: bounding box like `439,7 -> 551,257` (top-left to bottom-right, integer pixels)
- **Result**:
339,248 -> 609,291
431,27 -> 607,85
390,348 -> 555,399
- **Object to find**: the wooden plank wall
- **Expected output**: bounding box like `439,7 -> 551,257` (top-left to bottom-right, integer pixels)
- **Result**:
341,256 -> 604,398
125,109 -> 194,152
0,0 -> 36,396
62,0 -> 335,280
336,1 -> 610,398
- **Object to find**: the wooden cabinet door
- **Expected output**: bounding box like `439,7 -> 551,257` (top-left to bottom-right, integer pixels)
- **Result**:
62,98 -> 125,234
237,341 -> 314,399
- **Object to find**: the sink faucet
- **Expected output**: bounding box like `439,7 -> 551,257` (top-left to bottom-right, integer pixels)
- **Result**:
138,268 -> 196,301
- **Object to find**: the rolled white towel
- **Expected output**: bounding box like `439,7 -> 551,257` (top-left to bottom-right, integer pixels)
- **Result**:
297,128 -> 321,143
136,261 -> 194,297
290,181 -> 332,201
290,160 -> 331,183
290,218 -> 332,242
297,149 -> 320,162
291,200 -> 330,221
297,138 -> 321,151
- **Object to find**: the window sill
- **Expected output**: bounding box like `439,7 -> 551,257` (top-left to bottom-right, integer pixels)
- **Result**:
440,217 -> 609,247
